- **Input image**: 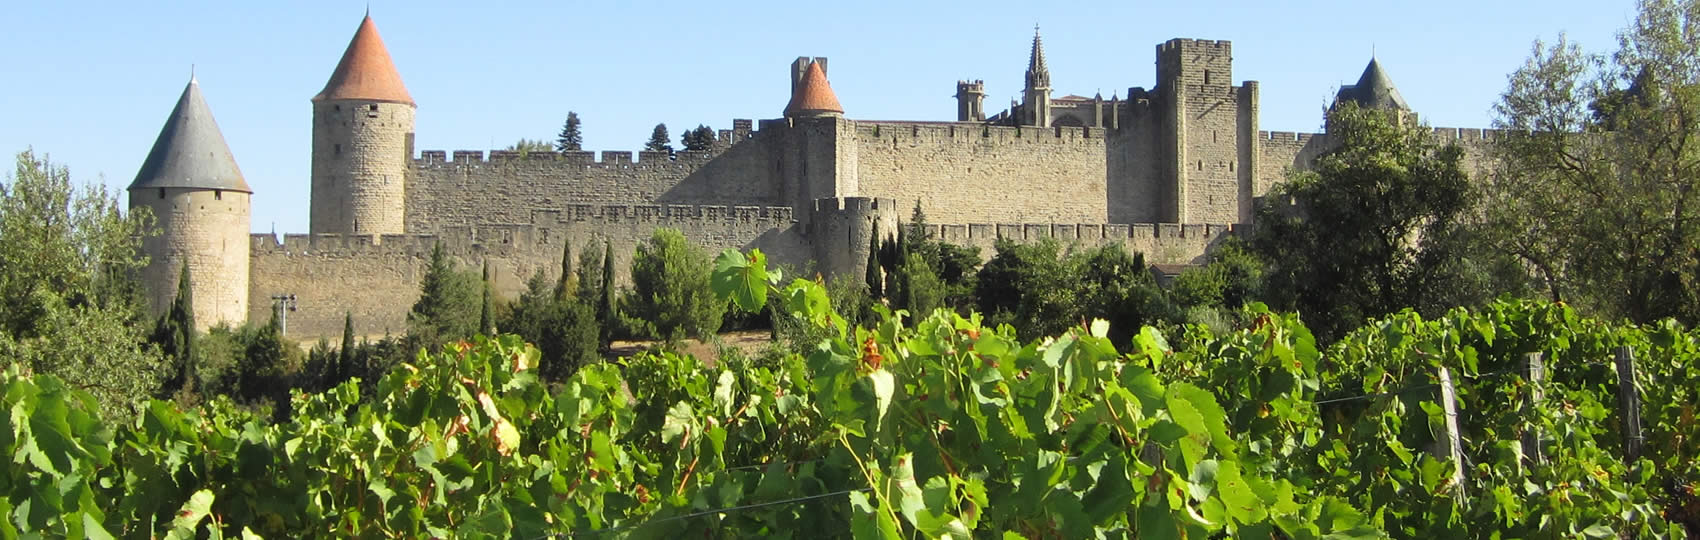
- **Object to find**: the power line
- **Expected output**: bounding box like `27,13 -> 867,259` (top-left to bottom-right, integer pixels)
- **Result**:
1312,367 -> 1523,406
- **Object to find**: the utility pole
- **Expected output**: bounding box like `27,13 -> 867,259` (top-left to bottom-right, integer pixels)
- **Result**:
271,294 -> 298,336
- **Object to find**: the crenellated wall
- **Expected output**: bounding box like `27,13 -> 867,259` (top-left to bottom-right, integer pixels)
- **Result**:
919,220 -> 1237,266
250,201 -> 807,340
852,121 -> 1108,224
404,119 -> 776,233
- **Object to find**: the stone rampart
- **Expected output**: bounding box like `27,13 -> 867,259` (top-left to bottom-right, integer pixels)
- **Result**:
923,220 -> 1237,265
852,121 -> 1109,224
249,202 -> 808,341
405,119 -> 783,233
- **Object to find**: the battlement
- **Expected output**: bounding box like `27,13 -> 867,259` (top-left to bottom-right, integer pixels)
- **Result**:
854,121 -> 1103,143
1260,131 -> 1324,144
1430,127 -> 1502,142
812,196 -> 897,213
414,118 -> 757,168
1159,38 -> 1232,53
251,232 -> 444,255
923,221 -> 1239,243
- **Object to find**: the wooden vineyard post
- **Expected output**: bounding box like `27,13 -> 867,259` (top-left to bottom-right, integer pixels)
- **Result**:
1438,366 -> 1466,498
1614,346 -> 1643,462
1522,352 -> 1545,467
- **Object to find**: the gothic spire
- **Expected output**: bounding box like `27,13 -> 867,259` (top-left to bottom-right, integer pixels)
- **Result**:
1026,25 -> 1050,90
1336,57 -> 1410,111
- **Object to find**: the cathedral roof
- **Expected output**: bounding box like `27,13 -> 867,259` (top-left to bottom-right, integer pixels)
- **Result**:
313,15 -> 414,105
784,60 -> 843,117
1336,58 -> 1409,111
130,77 -> 250,193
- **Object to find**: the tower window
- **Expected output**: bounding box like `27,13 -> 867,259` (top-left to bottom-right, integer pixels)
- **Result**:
335,143 -> 342,155
1204,70 -> 1212,85
367,104 -> 379,118
158,188 -> 165,199
334,104 -> 341,111
214,190 -> 222,200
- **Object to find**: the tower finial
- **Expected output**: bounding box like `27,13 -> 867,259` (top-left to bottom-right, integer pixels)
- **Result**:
189,64 -> 196,83
365,2 -> 370,17
1026,24 -> 1049,90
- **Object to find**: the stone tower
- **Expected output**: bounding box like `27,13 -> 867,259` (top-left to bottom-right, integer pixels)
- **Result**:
310,14 -> 415,236
129,76 -> 252,330
1022,27 -> 1052,127
955,80 -> 986,122
1155,38 -> 1257,224
782,57 -> 858,211
785,57 -> 844,118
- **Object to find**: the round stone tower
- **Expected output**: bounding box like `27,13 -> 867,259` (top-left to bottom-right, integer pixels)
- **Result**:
129,76 -> 252,329
310,14 -> 415,236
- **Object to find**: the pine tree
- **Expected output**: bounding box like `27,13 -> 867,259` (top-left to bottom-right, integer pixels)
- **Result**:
408,242 -> 481,347
644,123 -> 674,154
556,111 -> 583,152
680,125 -> 714,152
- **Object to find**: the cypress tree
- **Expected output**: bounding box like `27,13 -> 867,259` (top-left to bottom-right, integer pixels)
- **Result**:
865,225 -> 883,298
338,312 -> 355,386
153,264 -> 198,397
599,242 -> 617,347
555,238 -> 574,300
480,260 -> 494,336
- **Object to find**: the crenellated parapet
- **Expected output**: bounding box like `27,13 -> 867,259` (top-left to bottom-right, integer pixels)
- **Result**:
854,121 -> 1104,144
915,221 -> 1239,265
413,118 -> 758,171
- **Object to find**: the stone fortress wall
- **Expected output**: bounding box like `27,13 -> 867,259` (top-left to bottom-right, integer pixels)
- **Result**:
222,19 -> 1501,341
248,201 -> 807,339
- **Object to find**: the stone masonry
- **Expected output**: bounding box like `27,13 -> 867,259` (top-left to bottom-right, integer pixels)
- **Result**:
133,17 -> 1500,341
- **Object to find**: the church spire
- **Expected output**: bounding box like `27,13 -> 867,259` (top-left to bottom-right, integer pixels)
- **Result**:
1026,25 -> 1050,91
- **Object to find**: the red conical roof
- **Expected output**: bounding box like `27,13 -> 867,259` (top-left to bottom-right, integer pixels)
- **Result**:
784,60 -> 843,117
313,15 -> 414,105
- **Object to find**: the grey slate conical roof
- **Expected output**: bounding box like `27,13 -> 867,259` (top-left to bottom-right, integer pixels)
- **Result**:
130,77 -> 251,193
1336,58 -> 1410,111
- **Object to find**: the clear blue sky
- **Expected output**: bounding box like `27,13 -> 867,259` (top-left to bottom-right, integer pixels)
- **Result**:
2,1 -> 1638,234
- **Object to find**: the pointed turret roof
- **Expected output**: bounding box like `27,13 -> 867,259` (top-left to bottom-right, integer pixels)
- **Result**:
784,60 -> 844,117
130,77 -> 250,193
1336,58 -> 1409,111
1026,26 -> 1050,89
313,15 -> 414,105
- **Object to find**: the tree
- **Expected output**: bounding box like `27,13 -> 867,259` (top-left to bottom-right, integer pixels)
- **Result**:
575,240 -> 603,302
408,242 -> 482,348
555,239 -> 577,301
151,264 -> 197,399
480,260 -> 495,336
974,238 -> 1076,340
1486,0 -> 1700,324
337,312 -> 355,387
0,150 -> 161,420
598,242 -> 618,347
644,123 -> 674,155
506,138 -> 553,157
1067,245 -> 1173,348
1252,102 -> 1479,341
556,111 -> 583,152
865,226 -> 884,298
1171,238 -> 1265,311
626,228 -> 722,341
680,124 -> 715,152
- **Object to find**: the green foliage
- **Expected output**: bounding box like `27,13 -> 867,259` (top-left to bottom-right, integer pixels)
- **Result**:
0,249 -> 1695,537
1253,102 -> 1483,342
0,150 -> 162,421
152,264 -> 199,400
1486,0 -> 1700,324
645,123 -> 674,154
556,111 -> 583,152
479,260 -> 494,336
505,138 -> 553,156
1171,238 -> 1266,326
626,228 -> 723,342
408,242 -> 482,348
680,124 -> 715,152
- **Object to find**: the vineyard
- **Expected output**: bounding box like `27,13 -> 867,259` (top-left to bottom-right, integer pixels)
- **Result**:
2,249 -> 1696,538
